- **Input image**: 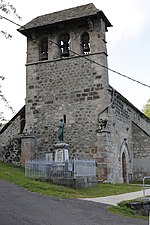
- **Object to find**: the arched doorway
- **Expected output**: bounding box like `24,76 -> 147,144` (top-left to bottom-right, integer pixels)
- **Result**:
122,152 -> 127,183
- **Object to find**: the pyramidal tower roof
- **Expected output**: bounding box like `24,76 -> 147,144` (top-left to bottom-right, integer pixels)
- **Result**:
18,3 -> 112,35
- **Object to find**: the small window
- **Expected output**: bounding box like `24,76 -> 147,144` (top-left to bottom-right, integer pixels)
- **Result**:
20,113 -> 25,133
81,32 -> 90,54
39,37 -> 48,61
59,33 -> 70,57
63,115 -> 66,124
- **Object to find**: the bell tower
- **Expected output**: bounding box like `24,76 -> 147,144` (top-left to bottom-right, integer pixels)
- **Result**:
18,3 -> 112,173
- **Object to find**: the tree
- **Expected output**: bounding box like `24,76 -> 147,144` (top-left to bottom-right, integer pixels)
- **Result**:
0,0 -> 21,38
0,0 -> 20,126
142,98 -> 150,119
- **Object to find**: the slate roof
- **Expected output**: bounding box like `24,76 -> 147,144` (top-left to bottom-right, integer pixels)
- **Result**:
18,3 -> 112,34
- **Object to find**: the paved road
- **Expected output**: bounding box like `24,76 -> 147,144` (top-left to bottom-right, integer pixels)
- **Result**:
0,180 -> 147,225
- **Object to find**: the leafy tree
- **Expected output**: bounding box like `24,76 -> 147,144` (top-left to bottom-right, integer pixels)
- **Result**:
142,98 -> 150,119
0,0 -> 20,126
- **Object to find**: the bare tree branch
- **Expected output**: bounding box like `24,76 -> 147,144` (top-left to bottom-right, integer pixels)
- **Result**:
0,0 -> 21,39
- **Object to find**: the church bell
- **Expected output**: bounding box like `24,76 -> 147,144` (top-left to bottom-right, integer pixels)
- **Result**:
83,43 -> 90,53
61,44 -> 69,57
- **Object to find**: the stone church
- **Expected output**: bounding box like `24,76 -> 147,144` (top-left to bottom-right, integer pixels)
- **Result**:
0,3 -> 150,183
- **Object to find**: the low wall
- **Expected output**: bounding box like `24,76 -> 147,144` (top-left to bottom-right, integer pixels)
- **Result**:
49,176 -> 97,189
126,198 -> 150,216
133,158 -> 150,180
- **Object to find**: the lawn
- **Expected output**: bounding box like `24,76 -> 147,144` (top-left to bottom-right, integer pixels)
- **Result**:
0,162 -> 143,199
1,161 -> 148,220
108,201 -> 148,220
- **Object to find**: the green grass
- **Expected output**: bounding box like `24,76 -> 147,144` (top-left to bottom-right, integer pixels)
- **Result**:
0,162 -> 143,199
108,201 -> 148,220
1,162 -> 148,220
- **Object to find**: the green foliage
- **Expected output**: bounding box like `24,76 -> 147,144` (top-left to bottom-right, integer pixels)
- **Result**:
142,98 -> 150,119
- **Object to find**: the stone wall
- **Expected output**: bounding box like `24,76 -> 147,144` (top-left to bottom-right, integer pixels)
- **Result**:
1,138 -> 21,165
25,53 -> 110,161
105,89 -> 150,183
132,122 -> 150,180
0,117 -> 20,148
23,16 -> 110,165
133,158 -> 150,180
0,107 -> 25,165
106,97 -> 133,183
132,122 -> 150,158
112,90 -> 150,135
50,176 -> 97,189
0,7 -> 149,184
26,18 -> 107,64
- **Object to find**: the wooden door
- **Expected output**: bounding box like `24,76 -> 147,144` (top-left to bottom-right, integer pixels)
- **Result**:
122,152 -> 127,183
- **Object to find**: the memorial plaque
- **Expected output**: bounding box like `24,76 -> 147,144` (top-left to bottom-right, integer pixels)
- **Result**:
45,153 -> 53,162
55,149 -> 64,162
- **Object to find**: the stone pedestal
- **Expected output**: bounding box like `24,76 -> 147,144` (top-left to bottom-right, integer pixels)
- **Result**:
54,142 -> 69,162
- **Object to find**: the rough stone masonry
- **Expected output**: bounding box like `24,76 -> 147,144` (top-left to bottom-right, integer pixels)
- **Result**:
0,3 -> 150,183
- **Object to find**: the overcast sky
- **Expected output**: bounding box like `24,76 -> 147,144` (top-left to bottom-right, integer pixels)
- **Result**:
0,0 -> 150,120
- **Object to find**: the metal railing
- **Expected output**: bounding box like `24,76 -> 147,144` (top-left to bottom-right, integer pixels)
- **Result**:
143,176 -> 150,197
25,159 -> 96,179
73,160 -> 96,177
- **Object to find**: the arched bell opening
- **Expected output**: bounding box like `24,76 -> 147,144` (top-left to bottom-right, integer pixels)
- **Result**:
59,33 -> 70,57
81,32 -> 90,54
39,36 -> 48,61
